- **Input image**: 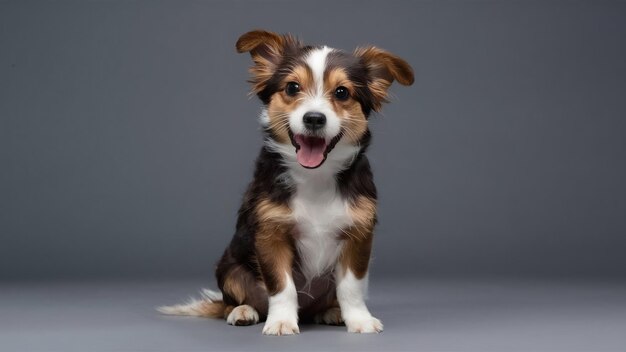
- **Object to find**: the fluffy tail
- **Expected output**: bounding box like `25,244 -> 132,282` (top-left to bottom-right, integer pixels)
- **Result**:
157,289 -> 226,318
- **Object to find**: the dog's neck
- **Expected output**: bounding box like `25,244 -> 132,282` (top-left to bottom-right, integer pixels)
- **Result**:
260,108 -> 363,188
265,137 -> 360,187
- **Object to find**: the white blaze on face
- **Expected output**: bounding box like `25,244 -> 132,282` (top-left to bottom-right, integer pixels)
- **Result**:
287,46 -> 345,169
288,46 -> 341,140
307,46 -> 332,98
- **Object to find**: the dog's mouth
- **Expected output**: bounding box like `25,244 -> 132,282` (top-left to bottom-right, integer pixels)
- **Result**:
288,131 -> 343,169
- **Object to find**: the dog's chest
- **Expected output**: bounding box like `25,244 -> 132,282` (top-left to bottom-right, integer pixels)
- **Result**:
290,180 -> 352,280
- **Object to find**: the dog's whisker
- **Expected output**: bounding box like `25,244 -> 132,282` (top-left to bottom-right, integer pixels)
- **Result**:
161,29 -> 412,336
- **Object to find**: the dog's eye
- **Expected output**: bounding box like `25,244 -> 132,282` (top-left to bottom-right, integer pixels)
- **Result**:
334,86 -> 350,101
285,82 -> 300,96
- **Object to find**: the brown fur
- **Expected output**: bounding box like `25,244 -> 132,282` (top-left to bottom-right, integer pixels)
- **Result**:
254,199 -> 296,295
288,65 -> 315,96
223,305 -> 235,319
160,30 -> 414,333
236,30 -> 302,94
314,306 -> 344,325
339,225 -> 374,279
348,196 -> 377,229
265,65 -> 314,144
340,196 -> 377,280
324,68 -> 369,143
220,265 -> 270,318
222,266 -> 249,305
255,225 -> 295,295
354,46 -> 415,111
256,198 -> 293,223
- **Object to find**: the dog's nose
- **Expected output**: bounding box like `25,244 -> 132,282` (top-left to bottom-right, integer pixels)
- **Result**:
303,112 -> 326,131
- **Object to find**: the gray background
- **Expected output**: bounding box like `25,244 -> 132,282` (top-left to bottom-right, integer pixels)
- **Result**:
2,0 -> 626,282
2,1 -> 626,351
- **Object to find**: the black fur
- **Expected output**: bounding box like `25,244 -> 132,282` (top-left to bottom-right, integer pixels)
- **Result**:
257,44 -> 316,104
326,50 -> 378,117
258,46 -> 379,118
217,41 -> 381,319
215,129 -> 376,317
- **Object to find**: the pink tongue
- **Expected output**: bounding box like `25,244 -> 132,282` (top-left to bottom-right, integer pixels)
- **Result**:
295,135 -> 327,168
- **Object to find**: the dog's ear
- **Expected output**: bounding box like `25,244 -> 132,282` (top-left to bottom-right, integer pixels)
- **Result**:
236,30 -> 300,94
355,46 -> 414,111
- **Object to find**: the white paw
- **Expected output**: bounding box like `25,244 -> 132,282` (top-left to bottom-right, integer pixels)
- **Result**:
345,316 -> 383,333
262,318 -> 300,336
226,305 -> 259,326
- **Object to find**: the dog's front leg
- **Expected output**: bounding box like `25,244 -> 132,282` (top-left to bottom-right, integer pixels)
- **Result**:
255,222 -> 299,336
335,227 -> 383,333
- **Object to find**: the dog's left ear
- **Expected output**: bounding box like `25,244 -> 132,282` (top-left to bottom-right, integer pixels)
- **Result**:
355,46 -> 414,111
236,30 -> 300,94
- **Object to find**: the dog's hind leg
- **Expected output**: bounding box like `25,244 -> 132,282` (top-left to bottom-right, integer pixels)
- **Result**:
219,264 -> 269,323
314,306 -> 344,325
226,304 -> 260,326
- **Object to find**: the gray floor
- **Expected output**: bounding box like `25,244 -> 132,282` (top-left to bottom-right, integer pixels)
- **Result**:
1,278 -> 625,352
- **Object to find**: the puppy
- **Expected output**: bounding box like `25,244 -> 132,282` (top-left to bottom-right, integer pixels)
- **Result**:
159,30 -> 413,335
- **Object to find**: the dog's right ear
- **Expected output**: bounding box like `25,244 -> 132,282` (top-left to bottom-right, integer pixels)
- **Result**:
236,30 -> 300,94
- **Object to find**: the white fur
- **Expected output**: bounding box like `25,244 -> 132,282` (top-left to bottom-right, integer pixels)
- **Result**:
226,305 -> 259,325
263,272 -> 300,335
291,170 -> 350,280
265,138 -> 360,182
261,46 -> 378,334
259,108 -> 270,126
156,289 -> 222,316
335,267 -> 383,333
307,46 -> 332,94
266,138 -> 360,281
288,46 -> 341,141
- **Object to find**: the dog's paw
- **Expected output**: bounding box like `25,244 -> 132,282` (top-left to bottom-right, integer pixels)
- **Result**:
345,315 -> 383,334
262,318 -> 300,336
226,305 -> 259,326
314,307 -> 344,325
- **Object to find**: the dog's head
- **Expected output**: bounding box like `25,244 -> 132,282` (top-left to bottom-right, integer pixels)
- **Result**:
237,30 -> 414,169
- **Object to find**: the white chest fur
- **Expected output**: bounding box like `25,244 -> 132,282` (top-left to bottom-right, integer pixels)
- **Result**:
290,173 -> 353,281
265,137 -> 361,281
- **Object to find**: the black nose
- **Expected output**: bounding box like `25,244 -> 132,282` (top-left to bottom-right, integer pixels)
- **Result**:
303,112 -> 326,131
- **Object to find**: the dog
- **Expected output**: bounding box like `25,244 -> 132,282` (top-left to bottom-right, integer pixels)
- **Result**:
158,30 -> 413,336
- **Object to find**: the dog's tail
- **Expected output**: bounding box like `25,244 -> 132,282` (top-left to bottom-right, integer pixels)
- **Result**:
157,289 -> 226,318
